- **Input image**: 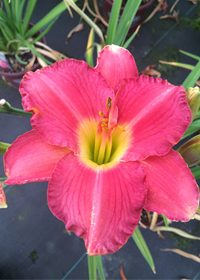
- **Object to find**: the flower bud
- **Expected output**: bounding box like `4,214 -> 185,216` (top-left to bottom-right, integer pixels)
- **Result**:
0,183 -> 7,209
178,134 -> 200,166
186,87 -> 200,121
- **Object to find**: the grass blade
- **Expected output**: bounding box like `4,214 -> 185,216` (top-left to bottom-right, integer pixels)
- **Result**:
132,226 -> 156,273
180,50 -> 200,61
85,28 -> 95,67
105,0 -> 122,45
23,39 -> 52,65
113,0 -> 142,46
181,119 -> 200,140
30,18 -> 57,45
22,0 -> 37,34
3,0 -> 12,18
182,60 -> 200,88
25,1 -> 68,39
123,24 -> 140,49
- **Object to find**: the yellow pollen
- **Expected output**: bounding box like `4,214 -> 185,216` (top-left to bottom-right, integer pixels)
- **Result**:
99,111 -> 105,116
101,118 -> 108,123
101,122 -> 107,127
117,125 -> 125,132
102,127 -> 108,131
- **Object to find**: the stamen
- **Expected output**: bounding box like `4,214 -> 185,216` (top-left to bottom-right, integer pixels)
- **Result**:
99,111 -> 105,117
117,125 -> 125,132
106,97 -> 112,111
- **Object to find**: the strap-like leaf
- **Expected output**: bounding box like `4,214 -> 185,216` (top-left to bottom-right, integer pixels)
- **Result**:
22,0 -> 37,34
132,226 -> 155,273
113,0 -> 142,46
181,119 -> 200,140
105,0 -> 122,45
182,60 -> 200,88
95,255 -> 105,280
25,1 -> 69,39
180,50 -> 200,61
85,28 -> 95,67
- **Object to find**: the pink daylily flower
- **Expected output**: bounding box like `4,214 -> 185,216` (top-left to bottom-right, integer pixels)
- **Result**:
4,45 -> 199,255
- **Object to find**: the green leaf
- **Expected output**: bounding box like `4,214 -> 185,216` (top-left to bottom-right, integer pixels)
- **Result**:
3,0 -> 12,18
0,142 -> 11,154
132,226 -> 155,273
123,25 -> 140,49
0,9 -> 19,33
105,0 -> 122,45
113,0 -> 142,46
161,215 -> 168,228
30,18 -> 57,45
181,119 -> 200,140
88,255 -> 97,280
85,28 -> 95,67
22,0 -> 38,34
23,39 -> 52,65
191,166 -> 200,180
182,60 -> 200,88
180,50 -> 200,61
25,1 -> 69,39
95,255 -> 105,280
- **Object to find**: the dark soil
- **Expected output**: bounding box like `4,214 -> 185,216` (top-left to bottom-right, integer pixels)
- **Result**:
0,51 -> 37,73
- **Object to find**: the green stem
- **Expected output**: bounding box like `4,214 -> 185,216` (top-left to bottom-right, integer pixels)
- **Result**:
88,255 -> 97,280
0,100 -> 32,117
0,142 -> 11,154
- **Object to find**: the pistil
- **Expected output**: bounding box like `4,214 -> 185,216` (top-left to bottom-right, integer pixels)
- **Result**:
93,83 -> 125,165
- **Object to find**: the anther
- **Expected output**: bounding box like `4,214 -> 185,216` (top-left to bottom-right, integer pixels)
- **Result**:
117,125 -> 125,132
99,111 -> 105,116
106,97 -> 112,110
101,118 -> 108,123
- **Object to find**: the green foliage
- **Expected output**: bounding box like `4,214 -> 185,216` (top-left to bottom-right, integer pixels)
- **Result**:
0,0 -> 72,63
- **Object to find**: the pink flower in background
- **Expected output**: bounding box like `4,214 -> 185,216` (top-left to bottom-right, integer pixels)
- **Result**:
4,45 -> 199,255
0,53 -> 10,69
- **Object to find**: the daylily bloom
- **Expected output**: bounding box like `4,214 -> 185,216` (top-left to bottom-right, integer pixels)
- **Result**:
4,45 -> 199,255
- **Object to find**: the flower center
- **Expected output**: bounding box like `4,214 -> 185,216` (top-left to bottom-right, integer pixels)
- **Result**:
78,83 -> 130,165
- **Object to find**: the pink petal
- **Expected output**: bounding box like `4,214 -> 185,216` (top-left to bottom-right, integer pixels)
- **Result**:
20,59 -> 114,154
117,75 -> 191,161
4,130 -> 69,185
48,153 -> 147,255
95,45 -> 138,90
142,149 -> 199,221
0,183 -> 7,208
